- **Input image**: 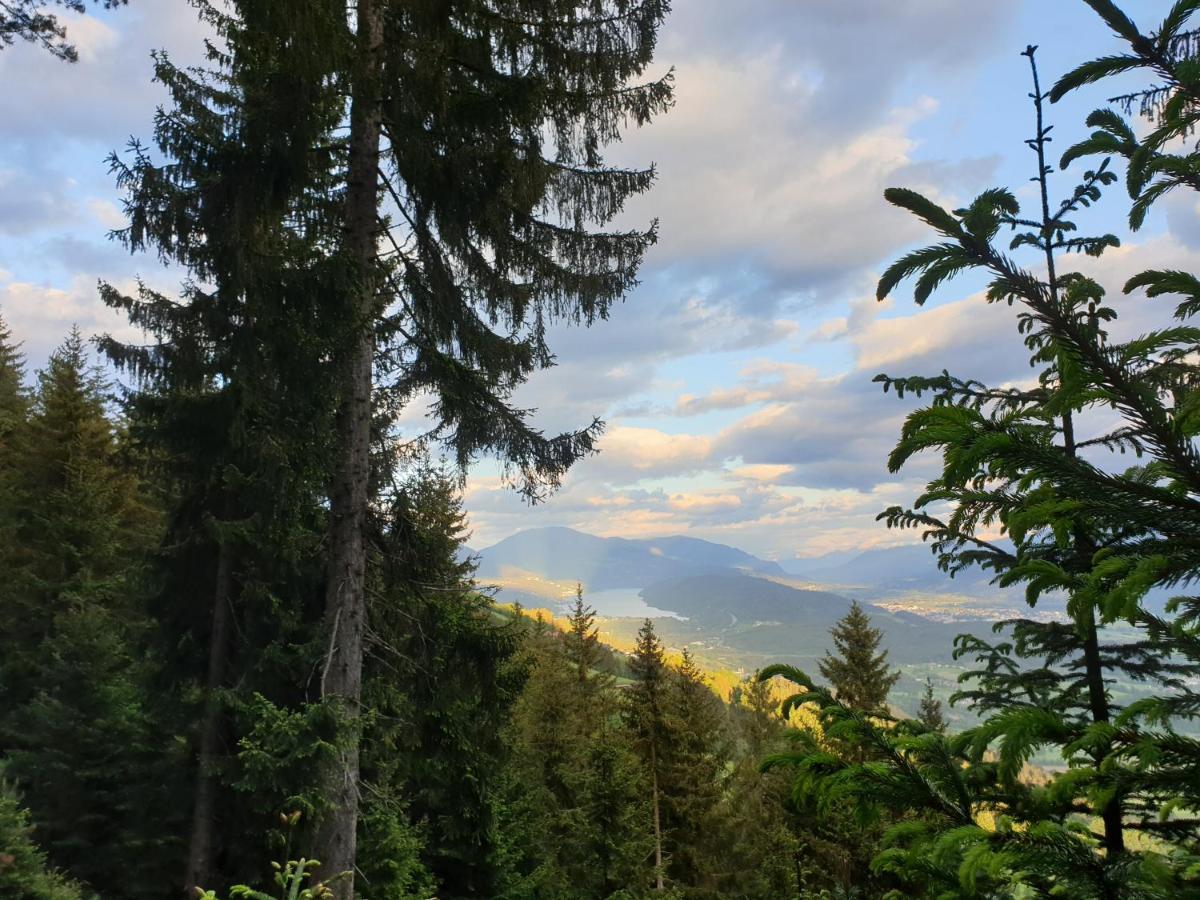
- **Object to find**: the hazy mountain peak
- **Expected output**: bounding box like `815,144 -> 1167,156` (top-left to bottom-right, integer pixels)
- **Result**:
475,526 -> 785,591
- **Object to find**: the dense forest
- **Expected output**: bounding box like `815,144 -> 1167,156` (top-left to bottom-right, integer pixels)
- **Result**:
7,0 -> 1200,897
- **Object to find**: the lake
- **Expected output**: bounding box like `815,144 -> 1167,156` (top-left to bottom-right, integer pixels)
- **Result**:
586,588 -> 687,620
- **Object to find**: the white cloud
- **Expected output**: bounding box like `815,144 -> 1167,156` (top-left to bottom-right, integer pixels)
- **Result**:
87,199 -> 126,230
0,5 -> 212,145
587,426 -> 715,481
64,10 -> 121,62
15,0 -> 1184,563
618,63 -> 969,300
0,273 -> 142,368
729,463 -> 795,483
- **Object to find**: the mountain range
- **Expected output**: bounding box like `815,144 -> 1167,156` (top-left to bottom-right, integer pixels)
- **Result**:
468,527 -> 1031,722
466,526 -> 1171,734
780,543 -> 1010,595
469,528 -> 1009,692
472,526 -> 785,590
470,524 -> 1029,621
470,526 -> 1014,606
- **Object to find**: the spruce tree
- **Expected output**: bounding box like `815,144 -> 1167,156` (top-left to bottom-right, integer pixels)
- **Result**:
752,4 -> 1200,893
503,588 -> 646,898
312,6 -> 673,887
361,468 -> 520,898
873,30 -> 1200,873
577,721 -> 649,900
0,783 -> 80,900
0,329 -> 155,712
0,312 -> 28,573
0,329 -> 173,897
3,604 -> 179,898
502,626 -> 586,898
817,601 -> 899,715
660,648 -> 729,896
916,676 -> 946,733
757,663 -> 898,898
626,618 -> 670,892
108,5 -> 673,890
564,584 -> 603,684
0,311 -> 27,453
103,7 -> 349,889
717,679 -> 799,899
760,666 -> 1031,897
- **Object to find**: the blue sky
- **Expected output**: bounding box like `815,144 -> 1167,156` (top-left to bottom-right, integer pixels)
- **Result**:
1,0 -> 1192,559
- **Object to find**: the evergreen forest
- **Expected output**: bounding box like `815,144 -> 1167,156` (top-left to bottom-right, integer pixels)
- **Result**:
6,0 -> 1200,898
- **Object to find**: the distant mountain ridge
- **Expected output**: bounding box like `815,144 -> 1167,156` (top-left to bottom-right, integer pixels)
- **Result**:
471,527 -> 1005,668
473,526 -> 785,591
781,544 -> 1006,594
469,526 -> 1078,625
473,527 -> 1012,599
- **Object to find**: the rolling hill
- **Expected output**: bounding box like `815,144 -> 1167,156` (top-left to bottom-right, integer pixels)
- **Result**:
637,572 -> 978,664
640,573 -> 851,627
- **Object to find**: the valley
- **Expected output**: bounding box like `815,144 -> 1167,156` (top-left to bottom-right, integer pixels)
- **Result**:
475,527 -> 1175,747
469,526 -> 1051,728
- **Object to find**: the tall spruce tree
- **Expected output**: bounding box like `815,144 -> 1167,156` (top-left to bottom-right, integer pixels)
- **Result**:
107,5 -> 672,891
818,601 -> 899,715
626,618 -> 670,892
659,649 -> 729,897
312,5 -> 673,888
102,7 -> 346,888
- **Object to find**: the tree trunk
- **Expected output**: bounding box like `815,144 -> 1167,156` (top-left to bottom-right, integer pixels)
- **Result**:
313,0 -> 383,895
1063,410 -> 1125,856
650,742 -> 664,891
183,542 -> 234,896
1082,611 -> 1125,856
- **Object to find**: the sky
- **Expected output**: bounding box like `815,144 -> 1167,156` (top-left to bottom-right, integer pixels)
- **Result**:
1,0 -> 1195,561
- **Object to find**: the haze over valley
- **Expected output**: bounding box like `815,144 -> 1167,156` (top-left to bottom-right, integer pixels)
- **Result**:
470,526 -> 1051,724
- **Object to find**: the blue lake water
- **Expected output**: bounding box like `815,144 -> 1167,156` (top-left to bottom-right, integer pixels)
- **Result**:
586,588 -> 686,620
